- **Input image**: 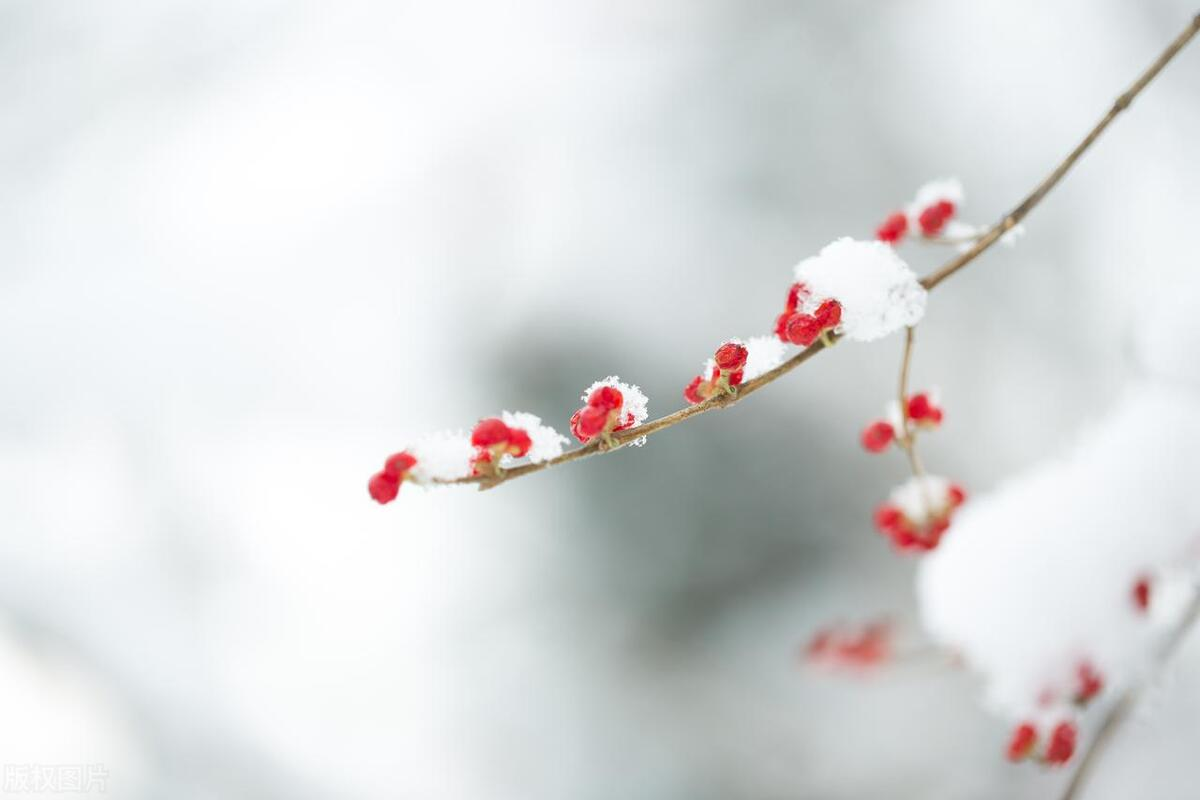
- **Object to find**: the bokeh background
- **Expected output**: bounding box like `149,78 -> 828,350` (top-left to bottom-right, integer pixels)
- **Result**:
2,1 -> 1199,797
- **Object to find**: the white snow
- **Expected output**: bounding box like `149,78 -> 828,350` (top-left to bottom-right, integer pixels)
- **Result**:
792,238 -> 927,342
501,410 -> 569,464
407,431 -> 475,483
743,335 -> 788,380
917,382 -> 1200,720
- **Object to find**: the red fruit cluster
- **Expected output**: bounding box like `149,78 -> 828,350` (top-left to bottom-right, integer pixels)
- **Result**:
1006,720 -> 1077,765
860,392 -> 944,454
1132,574 -> 1152,612
684,341 -> 749,405
470,417 -> 532,476
773,283 -> 842,347
873,483 -> 966,552
570,385 -> 627,444
1074,662 -> 1104,705
368,451 -> 418,505
805,620 -> 891,668
874,200 -> 958,245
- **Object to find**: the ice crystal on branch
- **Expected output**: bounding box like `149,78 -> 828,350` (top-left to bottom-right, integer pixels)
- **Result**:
570,376 -> 649,446
791,239 -> 926,342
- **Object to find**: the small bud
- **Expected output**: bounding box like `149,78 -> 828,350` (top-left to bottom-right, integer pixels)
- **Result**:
1133,575 -> 1151,612
1074,662 -> 1103,705
368,470 -> 401,504
1006,722 -> 1038,762
785,313 -> 823,347
471,418 -> 511,448
876,211 -> 909,244
589,385 -> 624,412
1043,721 -> 1077,765
715,341 -> 749,371
861,420 -> 896,453
814,299 -> 842,329
383,452 -> 417,478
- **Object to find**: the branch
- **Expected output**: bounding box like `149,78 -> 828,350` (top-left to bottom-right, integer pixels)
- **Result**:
895,326 -> 926,478
450,13 -> 1200,492
1059,587 -> 1200,800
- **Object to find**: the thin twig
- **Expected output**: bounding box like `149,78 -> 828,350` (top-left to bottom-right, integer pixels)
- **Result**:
441,13 -> 1200,492
921,13 -> 1200,292
895,326 -> 926,478
1059,587 -> 1200,800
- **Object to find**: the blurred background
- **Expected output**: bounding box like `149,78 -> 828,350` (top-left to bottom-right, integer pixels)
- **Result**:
2,0 -> 1199,797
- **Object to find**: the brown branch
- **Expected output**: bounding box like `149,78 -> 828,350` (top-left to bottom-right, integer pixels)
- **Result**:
895,326 -> 926,478
1059,586 -> 1200,800
921,13 -> 1200,292
444,13 -> 1200,492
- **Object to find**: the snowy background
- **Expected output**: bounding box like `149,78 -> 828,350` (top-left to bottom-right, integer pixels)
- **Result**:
2,0 -> 1199,797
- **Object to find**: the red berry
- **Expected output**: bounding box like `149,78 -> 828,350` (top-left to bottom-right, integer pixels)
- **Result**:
1133,576 -> 1151,612
947,483 -> 967,507
786,282 -> 808,312
728,369 -> 744,387
874,504 -> 904,533
506,427 -> 532,457
383,452 -> 417,478
368,470 -> 401,504
576,404 -> 609,438
1006,722 -> 1038,762
471,418 -> 511,448
774,311 -> 791,342
1044,721 -> 1076,765
917,200 -> 955,237
589,386 -> 624,412
785,313 -> 823,346
815,299 -> 842,328
715,342 -> 749,371
861,420 -> 895,453
1075,662 -> 1103,704
907,393 -> 932,421
876,211 -> 909,243
684,376 -> 707,405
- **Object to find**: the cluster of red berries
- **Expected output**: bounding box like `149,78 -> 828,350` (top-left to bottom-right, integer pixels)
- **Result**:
861,391 -> 944,453
684,341 -> 748,404
873,482 -> 966,552
804,620 -> 891,669
570,385 -> 632,444
875,199 -> 958,244
470,417 -> 532,477
368,452 -> 418,504
773,282 -> 842,347
1007,720 -> 1077,765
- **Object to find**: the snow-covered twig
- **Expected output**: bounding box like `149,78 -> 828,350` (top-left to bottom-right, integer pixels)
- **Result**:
421,12 -> 1199,493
